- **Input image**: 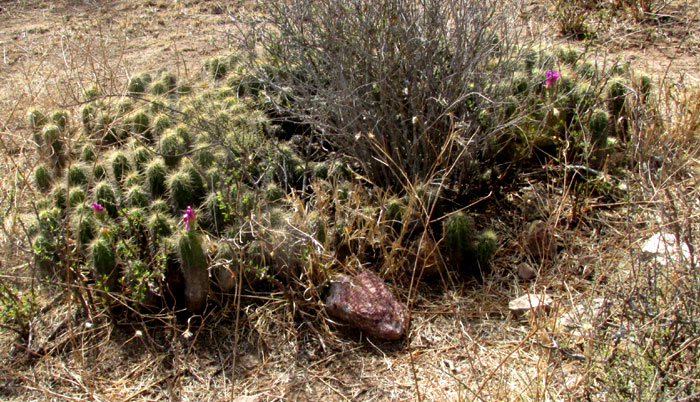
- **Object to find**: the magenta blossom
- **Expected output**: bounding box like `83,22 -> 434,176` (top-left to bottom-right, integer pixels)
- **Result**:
90,202 -> 105,213
545,70 -> 561,88
182,206 -> 195,231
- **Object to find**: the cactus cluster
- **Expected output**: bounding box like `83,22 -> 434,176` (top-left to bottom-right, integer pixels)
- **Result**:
24,58 -> 319,313
23,46 -> 638,318
488,47 -> 638,168
443,212 -> 497,277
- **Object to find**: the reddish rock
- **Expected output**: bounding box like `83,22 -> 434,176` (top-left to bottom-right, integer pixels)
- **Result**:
518,263 -> 537,281
325,270 -> 408,340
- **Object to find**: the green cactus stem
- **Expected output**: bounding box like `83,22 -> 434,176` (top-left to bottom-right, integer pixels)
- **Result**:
589,109 -> 610,148
71,209 -> 97,250
167,169 -> 195,211
93,181 -> 119,218
607,78 -> 628,117
145,157 -> 167,198
151,113 -> 171,137
27,108 -> 47,133
51,110 -> 69,130
175,230 -> 210,312
475,230 -> 497,268
34,164 -> 52,192
68,187 -> 86,207
130,111 -> 151,140
33,234 -> 57,277
148,212 -> 174,240
159,129 -> 187,167
444,212 -> 478,275
132,145 -> 152,171
128,76 -> 146,94
91,235 -> 119,291
110,150 -> 132,184
125,185 -> 149,208
67,164 -> 90,187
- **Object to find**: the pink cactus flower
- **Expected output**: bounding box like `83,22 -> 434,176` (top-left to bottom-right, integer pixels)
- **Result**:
182,206 -> 195,230
90,202 -> 105,213
545,70 -> 561,88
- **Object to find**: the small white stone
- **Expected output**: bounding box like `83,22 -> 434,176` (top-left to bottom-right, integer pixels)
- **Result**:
509,293 -> 553,314
641,233 -> 691,265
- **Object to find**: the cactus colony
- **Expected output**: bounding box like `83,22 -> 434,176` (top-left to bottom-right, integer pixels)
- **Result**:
24,48 -> 636,315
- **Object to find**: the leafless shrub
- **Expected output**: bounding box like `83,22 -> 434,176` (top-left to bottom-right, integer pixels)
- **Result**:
241,0 -> 529,190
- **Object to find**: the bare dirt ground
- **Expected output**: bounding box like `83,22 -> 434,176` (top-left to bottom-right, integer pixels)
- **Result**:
1,1 -> 699,401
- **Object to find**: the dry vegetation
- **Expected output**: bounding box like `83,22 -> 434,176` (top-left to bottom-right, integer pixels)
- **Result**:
1,1 -> 699,401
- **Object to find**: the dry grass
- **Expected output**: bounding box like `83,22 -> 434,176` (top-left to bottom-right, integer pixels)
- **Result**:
1,1 -> 699,401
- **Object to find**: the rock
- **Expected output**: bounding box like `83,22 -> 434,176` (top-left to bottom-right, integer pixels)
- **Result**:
641,233 -> 691,265
509,293 -> 553,315
518,263 -> 537,281
325,270 -> 409,340
523,220 -> 557,260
